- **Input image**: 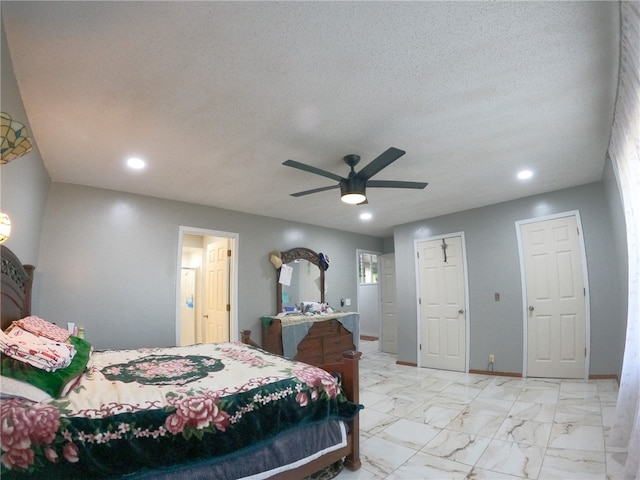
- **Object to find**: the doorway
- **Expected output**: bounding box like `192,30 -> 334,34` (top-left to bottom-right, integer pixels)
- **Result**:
517,212 -> 589,379
176,227 -> 238,346
416,234 -> 469,372
356,250 -> 382,339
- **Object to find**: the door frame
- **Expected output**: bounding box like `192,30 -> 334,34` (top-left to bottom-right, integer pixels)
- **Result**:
414,232 -> 470,372
175,226 -> 239,345
516,210 -> 591,379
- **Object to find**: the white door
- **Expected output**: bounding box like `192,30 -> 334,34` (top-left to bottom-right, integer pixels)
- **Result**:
417,236 -> 466,372
205,238 -> 230,343
381,254 -> 397,354
520,215 -> 587,378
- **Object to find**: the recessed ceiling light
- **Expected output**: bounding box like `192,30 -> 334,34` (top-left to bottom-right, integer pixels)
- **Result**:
360,212 -> 372,221
517,169 -> 533,180
127,157 -> 146,170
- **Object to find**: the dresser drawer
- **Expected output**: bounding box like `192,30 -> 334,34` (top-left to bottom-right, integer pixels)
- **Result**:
322,333 -> 354,354
295,337 -> 322,358
308,319 -> 340,337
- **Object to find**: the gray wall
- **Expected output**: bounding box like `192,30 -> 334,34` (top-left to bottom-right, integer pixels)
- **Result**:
394,180 -> 627,377
602,158 -> 628,332
382,236 -> 395,254
35,183 -> 382,350
0,28 -> 50,264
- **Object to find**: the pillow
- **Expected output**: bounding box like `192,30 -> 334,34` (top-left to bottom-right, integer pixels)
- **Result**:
0,336 -> 92,398
0,376 -> 53,403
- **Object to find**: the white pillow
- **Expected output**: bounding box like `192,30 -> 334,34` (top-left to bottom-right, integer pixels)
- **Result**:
1,375 -> 53,403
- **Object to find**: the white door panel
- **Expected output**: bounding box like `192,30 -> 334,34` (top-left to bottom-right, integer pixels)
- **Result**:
446,318 -> 460,356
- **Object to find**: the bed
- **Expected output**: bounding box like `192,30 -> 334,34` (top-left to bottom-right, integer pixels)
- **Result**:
0,245 -> 362,479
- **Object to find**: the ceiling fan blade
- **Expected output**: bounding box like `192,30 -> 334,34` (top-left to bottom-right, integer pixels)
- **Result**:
367,180 -> 428,189
356,147 -> 406,180
290,184 -> 340,197
283,160 -> 344,182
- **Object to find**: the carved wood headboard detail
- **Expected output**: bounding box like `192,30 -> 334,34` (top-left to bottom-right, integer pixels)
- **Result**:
1,245 -> 34,331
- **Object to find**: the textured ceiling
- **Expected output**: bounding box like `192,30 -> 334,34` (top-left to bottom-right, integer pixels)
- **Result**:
1,1 -> 619,237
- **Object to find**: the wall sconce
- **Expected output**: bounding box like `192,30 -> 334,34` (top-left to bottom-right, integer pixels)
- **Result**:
0,213 -> 11,244
1,112 -> 33,164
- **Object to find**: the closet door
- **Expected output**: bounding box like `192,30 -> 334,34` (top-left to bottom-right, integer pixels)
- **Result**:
417,236 -> 466,372
520,215 -> 587,379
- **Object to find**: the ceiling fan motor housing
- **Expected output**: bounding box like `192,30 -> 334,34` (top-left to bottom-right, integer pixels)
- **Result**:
340,176 -> 366,196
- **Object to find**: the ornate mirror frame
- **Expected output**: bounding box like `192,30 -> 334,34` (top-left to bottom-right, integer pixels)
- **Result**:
276,247 -> 325,313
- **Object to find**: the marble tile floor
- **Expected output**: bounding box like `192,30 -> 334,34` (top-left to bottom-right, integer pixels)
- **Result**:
336,340 -> 628,480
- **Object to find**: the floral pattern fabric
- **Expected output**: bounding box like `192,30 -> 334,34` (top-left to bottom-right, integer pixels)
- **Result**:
101,354 -> 224,385
0,342 -> 360,479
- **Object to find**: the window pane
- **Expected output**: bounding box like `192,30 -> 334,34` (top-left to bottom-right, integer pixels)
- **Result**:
358,252 -> 378,284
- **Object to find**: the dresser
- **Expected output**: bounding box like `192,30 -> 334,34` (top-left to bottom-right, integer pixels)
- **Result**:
261,313 -> 359,365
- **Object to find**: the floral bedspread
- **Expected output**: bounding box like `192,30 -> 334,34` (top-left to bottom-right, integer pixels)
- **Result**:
1,342 -> 360,479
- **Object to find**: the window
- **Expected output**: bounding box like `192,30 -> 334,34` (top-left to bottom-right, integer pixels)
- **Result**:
358,252 -> 379,284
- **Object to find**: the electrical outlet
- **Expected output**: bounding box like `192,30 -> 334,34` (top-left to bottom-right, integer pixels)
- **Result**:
489,354 -> 495,363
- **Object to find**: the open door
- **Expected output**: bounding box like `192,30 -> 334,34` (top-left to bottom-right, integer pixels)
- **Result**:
204,238 -> 230,343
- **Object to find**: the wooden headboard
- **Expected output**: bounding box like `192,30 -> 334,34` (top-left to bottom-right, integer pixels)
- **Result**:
1,245 -> 34,331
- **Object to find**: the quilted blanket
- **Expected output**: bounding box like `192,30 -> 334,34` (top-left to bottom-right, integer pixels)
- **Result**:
0,342 -> 360,479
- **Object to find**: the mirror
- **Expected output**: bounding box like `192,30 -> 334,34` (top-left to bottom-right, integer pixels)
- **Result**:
276,247 -> 325,313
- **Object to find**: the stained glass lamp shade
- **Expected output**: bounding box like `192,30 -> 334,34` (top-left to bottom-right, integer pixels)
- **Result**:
1,112 -> 33,164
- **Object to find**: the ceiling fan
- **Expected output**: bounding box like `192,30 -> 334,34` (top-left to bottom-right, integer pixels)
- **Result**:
283,147 -> 428,205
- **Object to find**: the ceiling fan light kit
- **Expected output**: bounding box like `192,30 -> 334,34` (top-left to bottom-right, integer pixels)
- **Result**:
340,176 -> 367,204
341,192 -> 367,205
283,147 -> 428,205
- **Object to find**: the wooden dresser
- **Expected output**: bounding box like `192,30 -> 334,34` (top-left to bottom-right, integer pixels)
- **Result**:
262,313 -> 359,366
